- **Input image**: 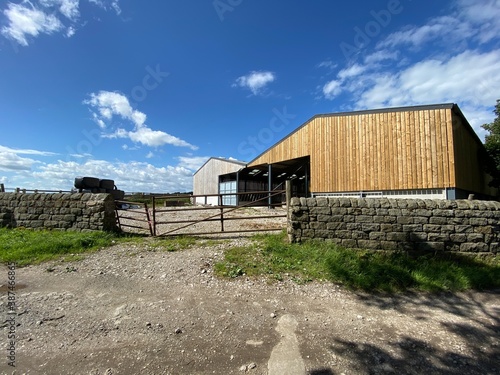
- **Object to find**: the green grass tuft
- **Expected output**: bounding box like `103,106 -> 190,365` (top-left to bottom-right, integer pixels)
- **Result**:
214,232 -> 500,292
0,228 -> 121,266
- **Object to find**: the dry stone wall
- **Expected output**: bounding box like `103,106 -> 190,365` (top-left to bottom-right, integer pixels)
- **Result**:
0,193 -> 117,232
288,197 -> 500,254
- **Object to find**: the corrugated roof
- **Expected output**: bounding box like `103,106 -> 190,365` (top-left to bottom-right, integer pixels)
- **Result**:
193,157 -> 246,176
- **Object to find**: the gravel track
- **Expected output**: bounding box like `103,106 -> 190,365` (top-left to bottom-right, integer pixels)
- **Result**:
0,209 -> 499,374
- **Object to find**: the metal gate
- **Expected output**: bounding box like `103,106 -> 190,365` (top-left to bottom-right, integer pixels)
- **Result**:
114,200 -> 153,235
114,182 -> 291,237
152,189 -> 287,237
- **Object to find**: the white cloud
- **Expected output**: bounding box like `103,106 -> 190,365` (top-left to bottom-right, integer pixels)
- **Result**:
111,0 -> 121,15
322,80 -> 343,100
86,90 -> 145,127
0,152 -> 38,171
30,159 -> 195,192
86,91 -> 198,150
356,50 -> 500,110
317,60 -> 337,70
378,16 -> 464,50
88,0 -> 121,15
319,0 -> 500,139
1,2 -> 63,46
128,127 -> 197,149
322,63 -> 370,99
92,112 -> 106,128
69,152 -> 91,158
65,25 -> 75,37
0,145 -> 56,171
363,50 -> 399,64
0,145 -> 57,156
1,152 -> 205,192
39,0 -> 80,20
351,50 -> 500,139
338,64 -> 367,80
177,156 -> 212,171
60,0 -> 79,19
377,1 -> 500,51
234,71 -> 276,95
457,0 -> 500,43
1,0 -> 121,46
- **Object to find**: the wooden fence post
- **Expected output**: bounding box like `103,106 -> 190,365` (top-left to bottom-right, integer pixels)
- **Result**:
152,196 -> 157,236
286,180 -> 292,222
219,194 -> 225,232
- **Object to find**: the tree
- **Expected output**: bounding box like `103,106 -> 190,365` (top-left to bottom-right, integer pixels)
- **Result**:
481,100 -> 500,188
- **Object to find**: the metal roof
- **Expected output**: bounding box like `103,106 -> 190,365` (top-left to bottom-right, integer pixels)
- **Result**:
193,157 -> 247,176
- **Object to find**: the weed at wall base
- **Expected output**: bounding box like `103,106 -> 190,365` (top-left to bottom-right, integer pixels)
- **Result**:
214,232 -> 500,292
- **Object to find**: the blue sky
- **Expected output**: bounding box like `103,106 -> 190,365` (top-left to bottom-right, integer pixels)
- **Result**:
1,0 -> 499,193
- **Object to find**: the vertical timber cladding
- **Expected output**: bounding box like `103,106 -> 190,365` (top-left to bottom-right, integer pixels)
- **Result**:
319,108 -> 456,192
249,105 -> 459,193
451,108 -> 497,197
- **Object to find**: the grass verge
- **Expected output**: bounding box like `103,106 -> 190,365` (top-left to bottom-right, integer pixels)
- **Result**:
0,228 -> 123,266
0,228 -> 207,266
214,232 -> 500,292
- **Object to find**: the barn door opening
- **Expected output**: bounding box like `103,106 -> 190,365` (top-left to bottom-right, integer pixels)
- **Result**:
219,180 -> 237,206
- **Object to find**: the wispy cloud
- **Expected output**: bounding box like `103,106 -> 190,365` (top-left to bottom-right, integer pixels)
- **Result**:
233,71 -> 276,95
1,0 -> 121,46
1,2 -> 63,46
319,0 -> 500,138
40,0 -> 80,20
0,145 -> 56,171
363,50 -> 399,65
0,145 -> 57,156
377,16 -> 466,50
317,60 -> 337,70
322,79 -> 342,100
88,0 -> 121,15
0,153 -> 38,171
85,90 -> 198,150
177,156 -> 212,171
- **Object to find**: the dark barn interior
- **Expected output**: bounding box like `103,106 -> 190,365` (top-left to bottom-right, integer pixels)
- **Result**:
219,156 -> 310,206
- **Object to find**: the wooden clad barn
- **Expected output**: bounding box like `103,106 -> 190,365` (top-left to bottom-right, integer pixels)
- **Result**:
222,103 -> 497,201
193,157 -> 246,205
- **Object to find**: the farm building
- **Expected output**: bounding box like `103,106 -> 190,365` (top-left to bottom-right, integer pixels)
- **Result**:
193,157 -> 246,205
217,103 -> 498,203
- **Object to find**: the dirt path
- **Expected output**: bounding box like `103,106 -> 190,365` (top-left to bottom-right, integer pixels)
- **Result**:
1,239 -> 499,375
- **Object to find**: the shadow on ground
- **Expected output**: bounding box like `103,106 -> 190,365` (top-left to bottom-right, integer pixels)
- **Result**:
323,290 -> 500,374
